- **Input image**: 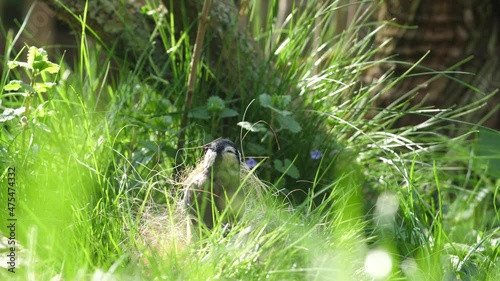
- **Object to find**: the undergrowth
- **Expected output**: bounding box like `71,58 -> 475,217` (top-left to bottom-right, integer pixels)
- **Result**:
0,0 -> 499,280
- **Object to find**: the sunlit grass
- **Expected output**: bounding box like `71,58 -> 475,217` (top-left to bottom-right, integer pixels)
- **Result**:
0,0 -> 499,280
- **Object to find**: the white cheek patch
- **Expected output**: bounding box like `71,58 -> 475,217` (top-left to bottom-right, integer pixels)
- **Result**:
223,146 -> 236,154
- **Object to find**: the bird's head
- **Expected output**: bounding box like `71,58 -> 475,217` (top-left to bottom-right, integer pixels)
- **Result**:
202,139 -> 241,174
203,139 -> 241,185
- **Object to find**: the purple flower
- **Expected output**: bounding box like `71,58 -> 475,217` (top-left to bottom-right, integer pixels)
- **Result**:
245,158 -> 258,169
310,149 -> 322,160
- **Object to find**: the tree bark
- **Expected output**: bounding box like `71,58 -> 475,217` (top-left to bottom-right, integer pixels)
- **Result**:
166,0 -> 264,97
365,0 -> 500,129
41,0 -> 170,70
40,0 -> 264,98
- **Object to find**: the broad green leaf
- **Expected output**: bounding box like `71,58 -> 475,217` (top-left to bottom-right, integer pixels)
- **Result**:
274,159 -> 300,179
7,61 -> 30,69
34,82 -> 56,93
274,109 -> 292,116
280,95 -> 291,107
276,114 -> 302,133
27,47 -> 48,66
0,113 -> 16,122
259,93 -> 292,116
27,47 -> 37,65
24,84 -> 36,94
237,121 -> 267,133
188,107 -> 210,120
0,108 -> 25,122
33,61 -> 60,74
477,128 -> 500,177
273,95 -> 291,108
3,80 -> 23,91
219,108 -> 239,118
259,93 -> 272,107
3,80 -> 34,93
206,96 -> 225,113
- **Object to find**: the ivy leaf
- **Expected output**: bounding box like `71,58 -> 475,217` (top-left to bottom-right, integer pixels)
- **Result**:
219,108 -> 239,118
274,158 -> 300,179
237,121 -> 267,133
276,114 -> 302,133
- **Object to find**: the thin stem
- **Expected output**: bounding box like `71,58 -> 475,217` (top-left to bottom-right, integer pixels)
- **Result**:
176,0 -> 213,172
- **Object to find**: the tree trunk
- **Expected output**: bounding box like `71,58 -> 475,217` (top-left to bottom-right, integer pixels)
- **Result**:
365,0 -> 500,129
40,0 -> 265,98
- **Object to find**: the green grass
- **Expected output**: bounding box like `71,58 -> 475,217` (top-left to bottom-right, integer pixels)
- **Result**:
1,0 -> 499,280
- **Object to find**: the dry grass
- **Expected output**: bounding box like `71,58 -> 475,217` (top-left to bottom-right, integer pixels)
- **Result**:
135,163 -> 272,261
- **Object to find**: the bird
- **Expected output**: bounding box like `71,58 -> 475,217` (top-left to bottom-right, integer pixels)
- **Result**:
184,138 -> 244,232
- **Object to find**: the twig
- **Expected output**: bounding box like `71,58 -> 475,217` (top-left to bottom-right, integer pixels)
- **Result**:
176,0 -> 213,170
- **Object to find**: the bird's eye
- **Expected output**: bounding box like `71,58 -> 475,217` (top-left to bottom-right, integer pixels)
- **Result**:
203,144 -> 210,153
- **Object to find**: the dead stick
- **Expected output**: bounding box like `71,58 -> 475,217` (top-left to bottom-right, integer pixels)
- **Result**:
176,0 -> 213,171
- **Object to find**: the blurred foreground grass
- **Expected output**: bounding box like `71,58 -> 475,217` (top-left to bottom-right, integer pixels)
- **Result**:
1,1 -> 499,280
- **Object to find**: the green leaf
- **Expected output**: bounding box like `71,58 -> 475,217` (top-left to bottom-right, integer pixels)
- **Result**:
273,159 -> 300,179
259,94 -> 292,116
237,121 -> 267,133
477,128 -> 500,177
206,96 -> 225,113
0,108 -> 25,122
271,95 -> 291,108
219,108 -> 239,118
27,47 -> 37,66
27,47 -> 48,66
3,80 -> 34,93
3,80 -> 23,91
7,61 -> 30,69
276,114 -> 302,133
34,82 -> 56,93
259,93 -> 272,107
188,107 -> 210,120
278,95 -> 291,107
33,61 -> 60,74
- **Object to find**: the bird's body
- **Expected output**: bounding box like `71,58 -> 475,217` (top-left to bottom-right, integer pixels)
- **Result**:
184,139 -> 244,230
